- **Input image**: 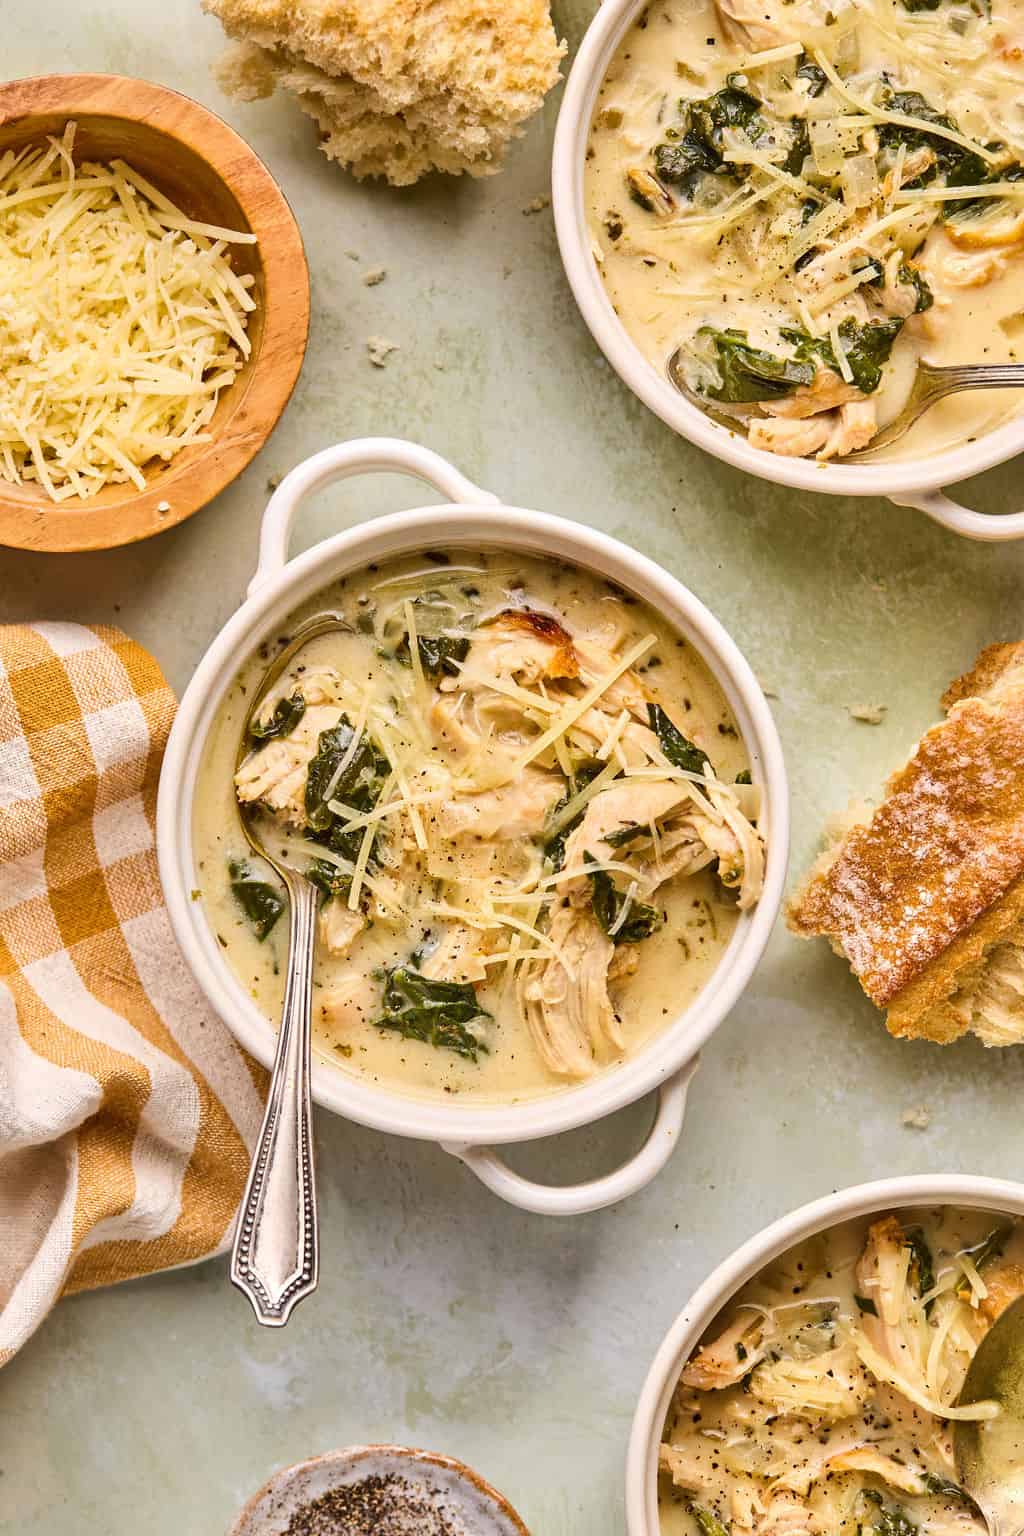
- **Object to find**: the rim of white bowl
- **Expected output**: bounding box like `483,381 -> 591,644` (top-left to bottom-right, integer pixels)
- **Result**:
158,502 -> 789,1148
625,1173 -> 1024,1536
551,0 -> 1024,499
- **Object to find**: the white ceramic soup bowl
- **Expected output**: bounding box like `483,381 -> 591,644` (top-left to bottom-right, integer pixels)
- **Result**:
551,0 -> 1024,543
625,1173 -> 1024,1535
157,436 -> 788,1216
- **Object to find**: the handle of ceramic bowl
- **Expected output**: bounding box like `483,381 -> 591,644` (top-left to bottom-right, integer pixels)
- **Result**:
440,1058 -> 698,1216
889,490 -> 1024,542
250,437 -> 501,593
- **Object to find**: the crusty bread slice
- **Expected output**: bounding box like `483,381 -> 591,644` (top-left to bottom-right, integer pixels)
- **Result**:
788,643 -> 1024,1045
204,0 -> 565,185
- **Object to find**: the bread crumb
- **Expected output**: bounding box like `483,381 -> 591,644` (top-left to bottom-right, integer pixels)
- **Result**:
362,267 -> 387,286
366,336 -> 399,368
522,195 -> 550,214
849,703 -> 887,724
902,1104 -> 932,1130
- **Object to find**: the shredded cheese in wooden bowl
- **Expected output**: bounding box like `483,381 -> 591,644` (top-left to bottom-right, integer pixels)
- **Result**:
0,122 -> 257,503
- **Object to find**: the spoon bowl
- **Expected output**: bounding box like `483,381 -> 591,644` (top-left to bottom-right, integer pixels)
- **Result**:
667,350 -> 1024,462
955,1295 -> 1024,1535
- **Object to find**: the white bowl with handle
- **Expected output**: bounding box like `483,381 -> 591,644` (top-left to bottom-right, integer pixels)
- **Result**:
156,436 -> 788,1217
625,1174 -> 1024,1534
551,0 -> 1024,543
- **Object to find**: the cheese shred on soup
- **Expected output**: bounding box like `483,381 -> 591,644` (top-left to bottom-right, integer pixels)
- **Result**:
193,550 -> 766,1104
585,0 -> 1024,461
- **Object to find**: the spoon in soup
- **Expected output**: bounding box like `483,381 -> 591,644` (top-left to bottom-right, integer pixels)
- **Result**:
229,612 -> 349,1327
667,352 -> 1024,458
953,1294 -> 1024,1535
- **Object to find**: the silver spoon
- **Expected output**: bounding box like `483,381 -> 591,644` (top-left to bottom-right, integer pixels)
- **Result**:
229,612 -> 348,1327
954,1294 -> 1024,1536
667,351 -> 1024,458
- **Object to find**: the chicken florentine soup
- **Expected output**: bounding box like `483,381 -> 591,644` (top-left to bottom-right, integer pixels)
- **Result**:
193,549 -> 765,1104
659,1208 -> 1024,1536
585,0 -> 1024,461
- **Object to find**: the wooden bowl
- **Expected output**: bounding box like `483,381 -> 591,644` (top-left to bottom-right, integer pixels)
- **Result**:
0,74 -> 310,553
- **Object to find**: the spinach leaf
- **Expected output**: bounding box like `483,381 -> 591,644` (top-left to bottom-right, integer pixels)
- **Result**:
854,1292 -> 878,1316
966,1223 -> 1013,1272
781,317 -> 904,394
648,703 -> 711,775
687,1503 -> 730,1536
654,135 -> 719,187
248,692 -> 306,743
228,858 -> 284,940
783,118 -> 811,177
373,966 -> 491,1061
586,855 -> 664,944
411,633 -> 471,677
651,85 -> 766,200
923,1474 -> 978,1510
795,56 -> 827,96
604,822 -> 651,848
878,90 -> 988,189
544,759 -> 607,869
693,328 -> 815,403
304,718 -> 390,835
904,1225 -> 936,1310
735,769 -> 752,785
306,856 -> 352,908
898,262 -> 934,313
900,0 -> 943,11
862,1492 -> 918,1536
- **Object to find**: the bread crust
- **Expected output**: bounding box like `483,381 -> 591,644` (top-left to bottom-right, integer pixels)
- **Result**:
788,643 -> 1024,1039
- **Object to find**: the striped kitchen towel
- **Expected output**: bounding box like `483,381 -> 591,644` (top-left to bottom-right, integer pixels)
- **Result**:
0,622 -> 266,1365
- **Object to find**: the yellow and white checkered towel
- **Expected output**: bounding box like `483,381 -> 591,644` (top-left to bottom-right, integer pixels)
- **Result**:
0,622 -> 265,1365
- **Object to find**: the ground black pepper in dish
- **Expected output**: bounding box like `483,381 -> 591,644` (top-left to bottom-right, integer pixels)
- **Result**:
280,1474 -> 463,1534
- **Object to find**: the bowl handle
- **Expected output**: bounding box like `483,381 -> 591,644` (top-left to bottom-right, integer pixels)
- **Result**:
249,437 -> 501,594
889,489 -> 1024,542
440,1058 -> 698,1216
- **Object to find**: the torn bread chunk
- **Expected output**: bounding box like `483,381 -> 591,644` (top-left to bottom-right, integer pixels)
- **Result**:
205,0 -> 565,185
788,643 -> 1024,1045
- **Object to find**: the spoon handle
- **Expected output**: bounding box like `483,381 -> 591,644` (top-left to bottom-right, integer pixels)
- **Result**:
927,362 -> 1024,391
230,872 -> 319,1326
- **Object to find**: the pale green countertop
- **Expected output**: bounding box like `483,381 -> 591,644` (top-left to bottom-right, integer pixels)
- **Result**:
3,3 -> 1024,1533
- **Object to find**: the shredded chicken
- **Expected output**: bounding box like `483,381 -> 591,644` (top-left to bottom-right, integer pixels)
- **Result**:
820,400 -> 877,460
234,703 -> 342,824
681,1311 -> 767,1389
748,415 -> 834,457
824,1446 -> 926,1494
434,766 -> 563,841
763,369 -> 864,420
979,1260 -> 1024,1322
318,902 -> 366,956
519,903 -> 621,1077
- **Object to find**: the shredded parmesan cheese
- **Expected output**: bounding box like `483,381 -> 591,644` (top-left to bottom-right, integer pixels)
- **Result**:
0,124 -> 256,502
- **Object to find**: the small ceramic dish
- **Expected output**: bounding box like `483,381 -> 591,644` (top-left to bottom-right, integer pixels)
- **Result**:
625,1173 -> 1024,1536
0,73 -> 309,553
551,0 -> 1024,542
157,436 -> 788,1217
229,1445 -> 529,1536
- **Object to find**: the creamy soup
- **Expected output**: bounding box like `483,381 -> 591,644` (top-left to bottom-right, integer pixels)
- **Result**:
659,1206 -> 1024,1536
585,0 -> 1024,462
193,549 -> 766,1105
